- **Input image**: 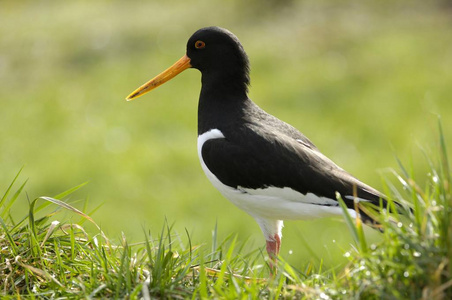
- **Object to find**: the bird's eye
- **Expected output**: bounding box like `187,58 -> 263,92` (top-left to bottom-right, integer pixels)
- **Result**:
195,40 -> 206,49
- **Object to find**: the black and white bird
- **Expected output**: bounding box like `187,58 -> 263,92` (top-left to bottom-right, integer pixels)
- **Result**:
126,26 -> 386,267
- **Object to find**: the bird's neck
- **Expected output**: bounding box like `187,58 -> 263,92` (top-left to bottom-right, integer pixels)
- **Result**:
197,73 -> 249,135
200,70 -> 249,99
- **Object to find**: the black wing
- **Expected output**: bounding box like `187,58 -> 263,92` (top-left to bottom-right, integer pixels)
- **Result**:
201,123 -> 386,222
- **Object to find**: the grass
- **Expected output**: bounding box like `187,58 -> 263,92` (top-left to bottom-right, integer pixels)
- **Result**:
1,124 -> 450,298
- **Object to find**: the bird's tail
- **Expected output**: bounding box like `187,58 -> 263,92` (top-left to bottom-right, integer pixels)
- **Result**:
356,198 -> 410,231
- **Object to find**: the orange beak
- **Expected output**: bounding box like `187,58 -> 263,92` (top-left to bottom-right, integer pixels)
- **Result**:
126,54 -> 192,101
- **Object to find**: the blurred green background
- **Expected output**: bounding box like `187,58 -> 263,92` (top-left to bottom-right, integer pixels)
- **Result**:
1,0 -> 451,268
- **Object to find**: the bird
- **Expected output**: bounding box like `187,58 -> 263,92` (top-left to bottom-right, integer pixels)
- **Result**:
126,26 -> 388,270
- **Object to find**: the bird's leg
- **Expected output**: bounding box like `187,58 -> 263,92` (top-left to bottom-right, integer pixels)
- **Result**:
266,233 -> 281,274
255,218 -> 283,275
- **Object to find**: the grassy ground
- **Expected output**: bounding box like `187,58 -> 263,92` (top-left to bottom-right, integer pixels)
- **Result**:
0,124 -> 450,298
1,0 -> 452,272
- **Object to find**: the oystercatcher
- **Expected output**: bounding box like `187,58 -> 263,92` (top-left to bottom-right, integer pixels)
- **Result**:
126,26 -> 386,269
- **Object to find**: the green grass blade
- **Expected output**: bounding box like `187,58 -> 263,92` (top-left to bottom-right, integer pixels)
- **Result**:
214,235 -> 237,289
0,215 -> 18,255
28,198 -> 41,257
196,250 -> 208,299
438,117 -> 451,186
337,193 -> 359,245
0,167 -> 24,208
38,196 -> 99,230
116,241 -> 129,298
34,182 -> 88,213
1,179 -> 28,219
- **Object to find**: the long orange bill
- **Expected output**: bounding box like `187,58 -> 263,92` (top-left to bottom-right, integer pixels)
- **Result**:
126,54 -> 192,101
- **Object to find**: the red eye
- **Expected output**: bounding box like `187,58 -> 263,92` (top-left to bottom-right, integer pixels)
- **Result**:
195,40 -> 206,49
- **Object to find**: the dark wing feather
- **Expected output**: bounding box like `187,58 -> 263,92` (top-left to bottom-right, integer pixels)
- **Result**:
201,123 -> 386,222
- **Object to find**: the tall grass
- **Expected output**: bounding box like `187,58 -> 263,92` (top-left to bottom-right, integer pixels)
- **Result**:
0,124 -> 450,298
334,120 -> 452,299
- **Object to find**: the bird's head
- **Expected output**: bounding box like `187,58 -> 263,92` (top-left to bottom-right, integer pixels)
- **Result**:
186,27 -> 250,78
126,26 -> 250,101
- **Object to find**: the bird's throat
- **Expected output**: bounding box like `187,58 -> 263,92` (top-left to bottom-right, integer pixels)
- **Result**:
200,71 -> 249,101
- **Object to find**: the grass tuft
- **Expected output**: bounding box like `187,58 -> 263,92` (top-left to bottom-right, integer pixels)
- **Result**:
329,121 -> 452,299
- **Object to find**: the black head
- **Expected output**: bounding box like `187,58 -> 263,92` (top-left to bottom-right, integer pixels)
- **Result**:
186,27 -> 250,95
126,27 -> 250,101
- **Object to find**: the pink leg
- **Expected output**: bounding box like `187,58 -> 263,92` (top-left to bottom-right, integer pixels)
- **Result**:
266,233 -> 281,274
